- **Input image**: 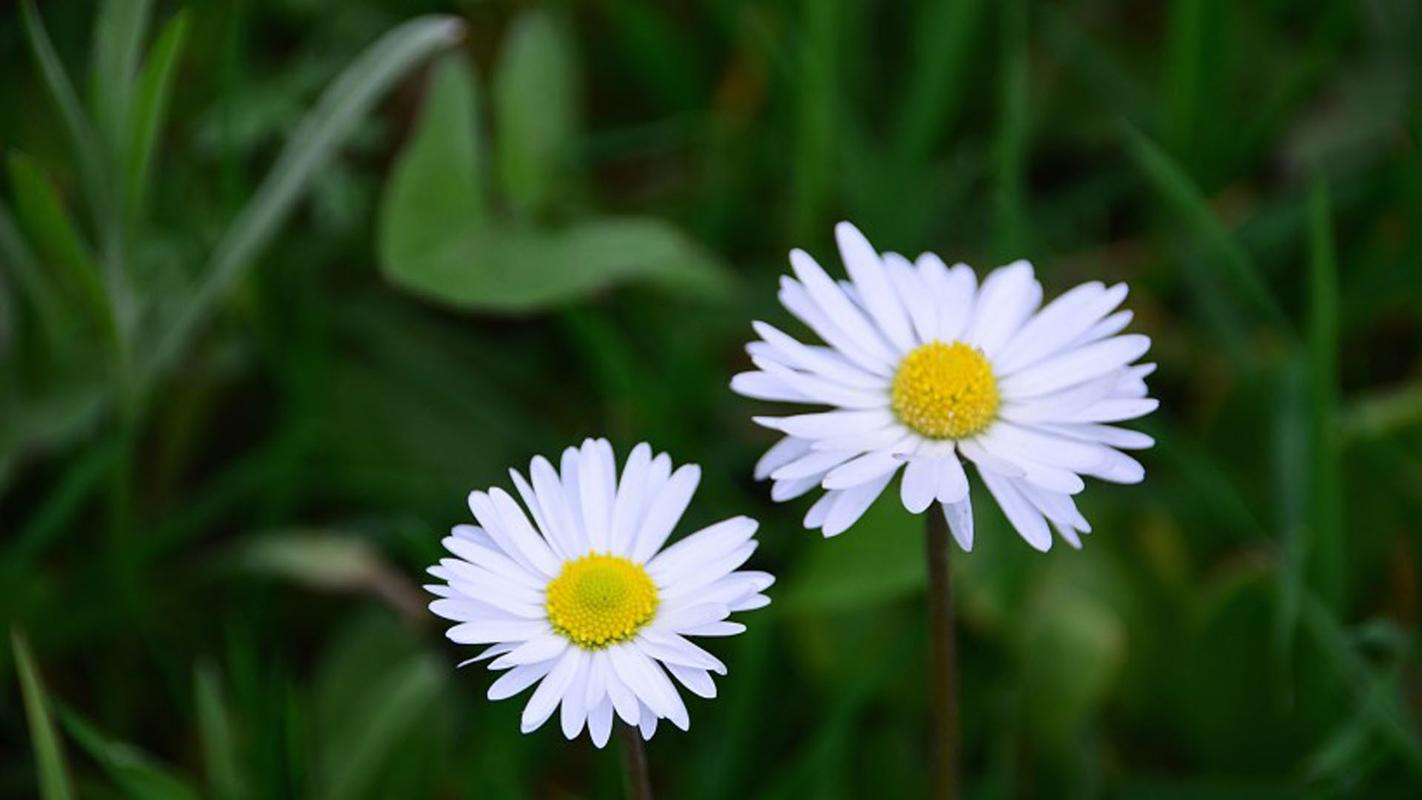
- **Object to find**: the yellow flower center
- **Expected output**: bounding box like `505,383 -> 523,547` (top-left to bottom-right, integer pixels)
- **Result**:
545,553 -> 659,649
890,340 -> 1000,439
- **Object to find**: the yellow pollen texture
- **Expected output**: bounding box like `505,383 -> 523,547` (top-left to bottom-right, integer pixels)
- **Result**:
891,340 -> 1000,439
545,553 -> 659,649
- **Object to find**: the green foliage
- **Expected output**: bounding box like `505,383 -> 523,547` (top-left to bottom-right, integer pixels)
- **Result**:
3,0 -> 1422,797
378,27 -> 730,313
11,630 -> 75,800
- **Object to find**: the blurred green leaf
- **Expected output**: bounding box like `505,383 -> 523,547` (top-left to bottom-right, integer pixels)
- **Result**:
20,0 -> 112,231
1304,176 -> 1343,610
144,14 -> 466,392
58,705 -> 200,800
5,153 -> 108,328
0,194 -> 68,344
11,629 -> 75,800
893,0 -> 987,161
382,216 -> 730,313
1301,597 -> 1422,780
1022,575 -> 1126,744
781,497 -> 924,613
1120,123 -> 1290,330
317,654 -> 443,800
194,663 -> 244,800
89,0 -> 154,152
492,9 -> 579,219
379,54 -> 485,265
125,10 -> 189,224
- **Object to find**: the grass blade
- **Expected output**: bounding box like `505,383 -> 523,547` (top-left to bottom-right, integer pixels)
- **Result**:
1120,122 -> 1291,331
20,0 -> 113,231
125,10 -> 190,226
58,705 -> 200,800
143,15 -> 465,393
194,664 -> 244,800
5,154 -> 110,336
89,0 -> 154,151
0,195 -> 69,345
1302,598 -> 1422,779
1305,175 -> 1344,611
10,629 -> 75,800
992,0 -> 1030,257
892,0 -> 988,161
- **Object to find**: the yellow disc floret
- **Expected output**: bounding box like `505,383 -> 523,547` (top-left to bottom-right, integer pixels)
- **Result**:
891,340 -> 1000,439
545,553 -> 659,649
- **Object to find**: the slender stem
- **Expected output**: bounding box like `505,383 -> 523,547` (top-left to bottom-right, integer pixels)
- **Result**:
925,510 -> 960,800
617,721 -> 654,800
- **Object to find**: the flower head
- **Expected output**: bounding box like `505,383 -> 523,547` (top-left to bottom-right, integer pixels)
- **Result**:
733,222 -> 1157,551
425,439 -> 772,747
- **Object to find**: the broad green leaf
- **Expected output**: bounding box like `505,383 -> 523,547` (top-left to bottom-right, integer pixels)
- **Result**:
143,15 -> 465,392
89,0 -> 154,152
493,9 -> 579,218
194,664 -> 244,800
58,706 -> 200,800
382,216 -> 730,313
11,629 -> 75,800
125,10 -> 189,224
5,153 -> 107,325
378,54 -> 485,265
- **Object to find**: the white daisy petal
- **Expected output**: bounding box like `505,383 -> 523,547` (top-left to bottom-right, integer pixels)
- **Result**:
754,436 -> 813,480
931,260 -> 978,342
579,439 -> 616,551
964,261 -> 1041,356
996,282 -> 1128,374
998,334 -> 1152,399
822,449 -> 904,490
942,496 -> 974,551
937,454 -> 970,504
488,662 -> 554,701
631,464 -> 701,563
750,321 -> 886,389
900,457 -> 940,513
790,247 -> 899,366
521,648 -> 585,733
772,475 -> 825,501
771,448 -> 858,482
821,471 -> 894,537
609,443 -> 653,555
730,370 -> 814,403
980,472 -> 1052,552
779,277 -> 894,376
665,663 -> 717,699
560,661 -> 590,739
1064,397 -> 1160,423
755,409 -> 896,439
588,699 -> 615,748
883,252 -> 938,345
1039,422 -> 1154,450
836,222 -> 917,353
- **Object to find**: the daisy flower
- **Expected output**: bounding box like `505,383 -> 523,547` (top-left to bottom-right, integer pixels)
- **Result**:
424,439 -> 773,748
732,222 -> 1157,551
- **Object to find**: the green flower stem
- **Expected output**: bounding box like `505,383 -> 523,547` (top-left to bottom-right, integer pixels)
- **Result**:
617,722 -> 654,800
925,511 -> 960,800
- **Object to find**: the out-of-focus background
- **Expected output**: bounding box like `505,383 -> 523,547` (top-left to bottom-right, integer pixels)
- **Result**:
2,0 -> 1420,796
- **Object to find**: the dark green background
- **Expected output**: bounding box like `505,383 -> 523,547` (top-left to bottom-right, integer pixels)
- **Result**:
2,0 -> 1420,797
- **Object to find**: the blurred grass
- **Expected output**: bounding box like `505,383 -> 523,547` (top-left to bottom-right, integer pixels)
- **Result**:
2,0 -> 1421,797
